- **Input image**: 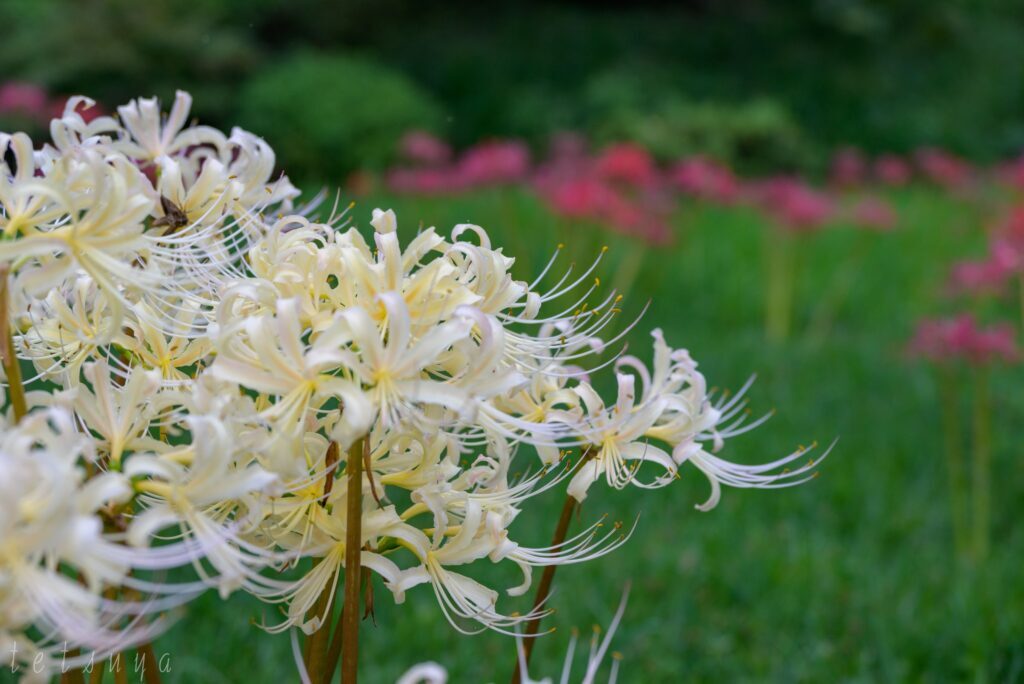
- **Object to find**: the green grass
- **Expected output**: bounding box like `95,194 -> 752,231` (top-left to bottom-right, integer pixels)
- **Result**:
131,187 -> 1024,682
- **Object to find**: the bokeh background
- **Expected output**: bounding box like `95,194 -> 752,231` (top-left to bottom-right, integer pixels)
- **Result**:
3,1 -> 1024,681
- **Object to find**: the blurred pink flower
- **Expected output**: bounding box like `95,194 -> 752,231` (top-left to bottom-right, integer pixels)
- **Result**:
849,197 -> 897,231
947,233 -> 1020,297
915,148 -> 972,189
873,155 -> 912,186
543,177 -> 616,219
996,155 -> 1024,190
547,131 -> 589,161
604,192 -> 672,245
594,143 -> 658,188
398,130 -> 452,166
909,315 -> 1018,364
0,81 -> 49,122
668,157 -> 740,203
999,205 -> 1024,242
537,164 -> 673,245
830,147 -> 867,187
947,258 -> 1012,297
455,139 -> 530,186
385,166 -> 462,194
748,177 -> 834,232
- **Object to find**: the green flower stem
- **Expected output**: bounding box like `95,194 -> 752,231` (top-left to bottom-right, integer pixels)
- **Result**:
0,265 -> 26,421
807,231 -> 870,343
938,367 -> 968,560
136,643 -> 163,684
340,437 -> 366,684
511,448 -> 595,684
971,365 -> 992,563
765,228 -> 794,343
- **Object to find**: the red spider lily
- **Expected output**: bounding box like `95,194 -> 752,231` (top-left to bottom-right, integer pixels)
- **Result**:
830,147 -> 867,188
909,315 -> 1018,365
915,148 -> 973,190
947,252 -> 1016,297
0,81 -> 50,124
398,130 -> 452,166
747,177 -> 834,232
594,143 -> 658,189
873,154 -> 912,186
667,157 -> 740,204
849,197 -> 898,231
455,139 -> 530,187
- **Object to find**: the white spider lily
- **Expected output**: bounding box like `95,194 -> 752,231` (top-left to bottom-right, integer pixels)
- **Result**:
330,292 -> 477,433
397,585 -> 631,684
396,662 -> 448,684
0,148 -> 156,305
114,90 -> 227,165
125,415 -> 284,597
514,584 -> 630,684
211,297 -> 370,442
0,408 -> 167,664
0,87 -> 827,683
19,275 -> 120,383
673,440 -> 826,512
561,374 -> 677,502
72,361 -> 163,465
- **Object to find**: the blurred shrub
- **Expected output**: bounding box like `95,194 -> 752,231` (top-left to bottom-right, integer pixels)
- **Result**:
583,68 -> 811,173
0,0 -> 264,123
239,53 -> 443,181
4,0 -> 1024,171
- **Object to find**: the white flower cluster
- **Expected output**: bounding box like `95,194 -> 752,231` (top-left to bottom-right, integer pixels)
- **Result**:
0,93 -> 823,679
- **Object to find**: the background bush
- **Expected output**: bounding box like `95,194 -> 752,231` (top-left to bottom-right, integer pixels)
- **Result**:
2,0 -> 1024,175
238,53 -> 442,182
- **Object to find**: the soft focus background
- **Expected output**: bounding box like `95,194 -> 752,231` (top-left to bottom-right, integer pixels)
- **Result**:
3,1 -> 1024,681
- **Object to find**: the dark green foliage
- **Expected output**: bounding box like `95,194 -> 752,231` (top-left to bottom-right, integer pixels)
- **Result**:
237,53 -> 443,182
3,0 -> 1023,175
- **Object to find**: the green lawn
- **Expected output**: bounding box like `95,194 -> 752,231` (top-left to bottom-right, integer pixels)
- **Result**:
146,186 -> 1023,683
